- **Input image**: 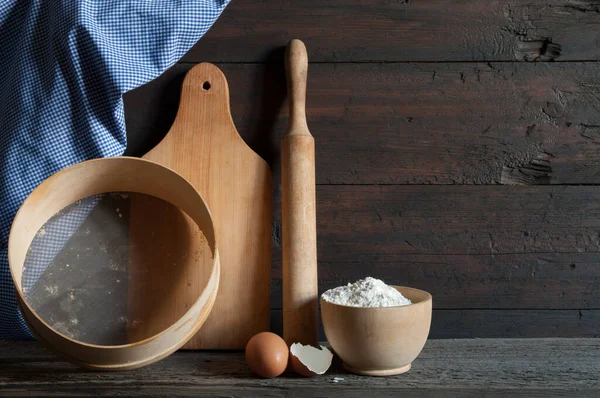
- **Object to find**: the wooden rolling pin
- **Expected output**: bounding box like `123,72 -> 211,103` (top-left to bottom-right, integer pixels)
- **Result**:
282,39 -> 319,347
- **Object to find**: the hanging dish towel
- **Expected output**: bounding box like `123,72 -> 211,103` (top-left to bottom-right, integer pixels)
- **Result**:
0,0 -> 230,339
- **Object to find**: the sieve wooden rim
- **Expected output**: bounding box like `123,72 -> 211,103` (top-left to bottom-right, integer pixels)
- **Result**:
8,156 -> 220,370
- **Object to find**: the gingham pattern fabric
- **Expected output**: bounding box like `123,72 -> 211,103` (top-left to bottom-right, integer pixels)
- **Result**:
0,0 -> 230,339
21,195 -> 100,296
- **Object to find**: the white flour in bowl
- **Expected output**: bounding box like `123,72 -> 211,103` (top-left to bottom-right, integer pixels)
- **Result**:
321,277 -> 411,307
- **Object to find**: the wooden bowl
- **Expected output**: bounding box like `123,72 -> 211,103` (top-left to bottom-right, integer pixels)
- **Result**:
320,286 -> 432,376
8,157 -> 220,370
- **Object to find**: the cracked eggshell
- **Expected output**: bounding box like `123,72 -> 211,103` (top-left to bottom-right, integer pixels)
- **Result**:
289,343 -> 334,377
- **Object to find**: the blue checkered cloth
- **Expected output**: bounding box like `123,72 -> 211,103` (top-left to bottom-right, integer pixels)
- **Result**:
0,0 -> 230,339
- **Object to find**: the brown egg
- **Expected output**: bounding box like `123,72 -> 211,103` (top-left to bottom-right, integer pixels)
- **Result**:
245,332 -> 289,378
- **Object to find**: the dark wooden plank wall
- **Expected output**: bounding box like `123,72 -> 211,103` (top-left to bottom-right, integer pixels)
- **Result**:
123,0 -> 600,338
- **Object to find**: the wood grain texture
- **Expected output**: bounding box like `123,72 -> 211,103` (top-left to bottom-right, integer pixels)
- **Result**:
118,2 -> 600,339
142,63 -> 272,349
281,40 -> 319,346
270,253 -> 600,309
269,309 -> 600,339
429,309 -> 600,338
2,339 -> 600,396
182,0 -> 600,62
127,195 -> 213,344
268,185 -> 600,309
125,62 -> 600,185
124,68 -> 600,311
310,185 -> 600,258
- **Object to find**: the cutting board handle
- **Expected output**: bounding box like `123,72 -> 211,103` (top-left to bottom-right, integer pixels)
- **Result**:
147,63 -> 239,156
285,40 -> 311,136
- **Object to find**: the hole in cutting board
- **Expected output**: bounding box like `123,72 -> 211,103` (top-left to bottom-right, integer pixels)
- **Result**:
203,81 -> 211,91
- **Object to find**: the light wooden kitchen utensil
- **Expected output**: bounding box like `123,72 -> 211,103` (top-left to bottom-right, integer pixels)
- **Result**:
141,63 -> 272,349
282,39 -> 319,346
321,286 -> 432,376
8,157 -> 220,370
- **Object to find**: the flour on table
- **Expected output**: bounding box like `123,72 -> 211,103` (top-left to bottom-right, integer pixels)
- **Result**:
321,277 -> 411,307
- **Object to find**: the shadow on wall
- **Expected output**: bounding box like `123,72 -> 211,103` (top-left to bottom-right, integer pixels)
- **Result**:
123,67 -> 185,157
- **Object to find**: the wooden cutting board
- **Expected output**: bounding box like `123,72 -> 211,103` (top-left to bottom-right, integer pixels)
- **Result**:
134,63 -> 272,349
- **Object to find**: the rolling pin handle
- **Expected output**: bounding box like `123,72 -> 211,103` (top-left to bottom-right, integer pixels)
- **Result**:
285,39 -> 310,136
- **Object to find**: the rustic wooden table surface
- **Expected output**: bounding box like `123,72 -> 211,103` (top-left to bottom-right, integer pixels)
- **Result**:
1,339 -> 598,397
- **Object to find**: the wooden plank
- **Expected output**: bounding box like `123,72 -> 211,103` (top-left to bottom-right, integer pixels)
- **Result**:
1,339 -> 599,396
182,0 -> 600,62
269,310 -> 600,339
269,253 -> 600,309
429,309 -> 600,338
125,62 -> 600,184
267,185 -> 600,309
7,388 -> 589,398
303,186 -> 600,257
